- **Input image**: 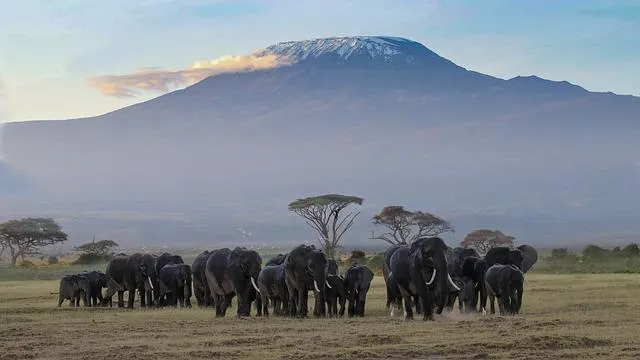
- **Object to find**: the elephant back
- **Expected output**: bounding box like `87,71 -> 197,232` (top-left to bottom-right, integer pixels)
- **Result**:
156,252 -> 185,274
265,253 -> 286,266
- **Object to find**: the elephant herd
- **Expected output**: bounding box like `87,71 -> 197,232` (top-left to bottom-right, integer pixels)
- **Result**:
56,244 -> 376,318
57,238 -> 537,321
383,239 -> 537,320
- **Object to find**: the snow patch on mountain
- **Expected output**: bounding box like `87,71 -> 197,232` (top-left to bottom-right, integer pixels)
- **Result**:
254,36 -> 425,64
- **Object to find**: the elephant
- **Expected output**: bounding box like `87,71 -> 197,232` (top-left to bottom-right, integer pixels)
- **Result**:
158,263 -> 193,308
384,245 -> 423,316
257,264 -> 289,316
192,250 -> 212,307
485,247 -> 524,270
205,247 -> 262,317
102,253 -> 160,308
485,264 -> 524,315
156,252 -> 184,274
383,245 -> 404,315
284,244 -> 330,318
517,245 -> 538,273
325,274 -> 346,317
388,236 -> 460,320
57,274 -> 91,307
461,256 -> 489,313
446,247 -> 479,277
78,270 -> 108,306
344,264 -> 374,317
265,253 -> 286,266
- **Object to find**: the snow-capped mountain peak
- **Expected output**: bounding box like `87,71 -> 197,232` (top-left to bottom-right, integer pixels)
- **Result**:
254,36 -> 457,67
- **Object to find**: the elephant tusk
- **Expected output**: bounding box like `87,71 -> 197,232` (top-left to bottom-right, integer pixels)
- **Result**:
447,273 -> 461,291
475,282 -> 479,289
325,280 -> 332,289
425,269 -> 437,286
146,277 -> 154,290
250,277 -> 261,294
314,280 -> 320,292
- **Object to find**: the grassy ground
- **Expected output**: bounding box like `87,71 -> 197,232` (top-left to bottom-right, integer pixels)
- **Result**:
1,274 -> 639,359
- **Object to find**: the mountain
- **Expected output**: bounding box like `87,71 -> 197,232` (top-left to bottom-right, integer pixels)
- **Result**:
2,36 -> 640,248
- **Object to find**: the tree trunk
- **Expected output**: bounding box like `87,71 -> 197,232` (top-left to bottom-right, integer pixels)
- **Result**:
11,254 -> 19,267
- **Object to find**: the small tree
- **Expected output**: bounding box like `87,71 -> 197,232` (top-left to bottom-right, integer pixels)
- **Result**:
74,238 -> 119,257
460,229 -> 515,255
370,205 -> 454,245
0,218 -> 68,266
288,194 -> 364,260
621,243 -> 640,258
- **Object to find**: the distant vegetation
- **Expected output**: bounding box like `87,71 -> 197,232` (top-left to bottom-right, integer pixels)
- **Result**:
535,243 -> 640,274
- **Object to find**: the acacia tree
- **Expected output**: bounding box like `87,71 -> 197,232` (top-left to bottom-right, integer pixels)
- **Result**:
288,194 -> 364,259
0,218 -> 68,266
74,238 -> 119,257
460,229 -> 515,255
370,205 -> 454,245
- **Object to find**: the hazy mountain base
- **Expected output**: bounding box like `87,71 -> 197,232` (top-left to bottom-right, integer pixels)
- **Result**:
1,275 -> 639,360
3,37 -> 640,247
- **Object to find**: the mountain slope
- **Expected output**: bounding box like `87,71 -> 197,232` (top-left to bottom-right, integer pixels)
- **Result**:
2,36 -> 639,247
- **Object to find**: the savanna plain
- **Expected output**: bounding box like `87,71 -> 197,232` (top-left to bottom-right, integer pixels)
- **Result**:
1,270 -> 639,360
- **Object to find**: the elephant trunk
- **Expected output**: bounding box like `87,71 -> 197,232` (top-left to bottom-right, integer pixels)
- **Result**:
314,269 -> 327,316
434,252 -> 450,314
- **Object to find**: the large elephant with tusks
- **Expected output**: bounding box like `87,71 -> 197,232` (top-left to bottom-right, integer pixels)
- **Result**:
205,247 -> 262,317
389,237 -> 460,320
284,244 -> 330,318
102,253 -> 160,308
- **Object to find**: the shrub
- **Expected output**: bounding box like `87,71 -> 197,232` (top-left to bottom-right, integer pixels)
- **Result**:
47,256 -> 59,265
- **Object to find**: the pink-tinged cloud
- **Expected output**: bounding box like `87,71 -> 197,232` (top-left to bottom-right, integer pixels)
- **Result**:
88,54 -> 290,97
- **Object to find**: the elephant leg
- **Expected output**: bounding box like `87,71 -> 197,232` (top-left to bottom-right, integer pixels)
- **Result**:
489,293 -> 496,315
402,295 -> 413,320
139,288 -> 147,308
418,287 -> 434,321
213,295 -> 223,317
58,294 -> 64,307
498,296 -> 507,315
296,289 -> 308,318
358,289 -> 368,316
338,295 -> 346,317
287,287 -> 297,317
261,294 -> 269,317
127,289 -> 135,308
194,285 -> 204,307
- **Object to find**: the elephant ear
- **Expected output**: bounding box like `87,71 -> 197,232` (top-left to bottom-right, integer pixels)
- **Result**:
517,245 -> 538,273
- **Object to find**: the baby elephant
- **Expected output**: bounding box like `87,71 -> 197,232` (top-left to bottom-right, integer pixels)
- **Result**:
158,263 -> 193,308
325,274 -> 347,317
58,274 -> 91,307
485,264 -> 524,315
344,264 -> 374,317
257,264 -> 288,316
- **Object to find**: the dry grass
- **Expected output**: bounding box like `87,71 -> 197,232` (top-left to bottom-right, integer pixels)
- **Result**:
1,274 -> 639,359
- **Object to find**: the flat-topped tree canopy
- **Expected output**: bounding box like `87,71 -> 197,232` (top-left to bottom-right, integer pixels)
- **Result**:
461,229 -> 515,255
288,194 -> 364,259
288,194 -> 364,210
371,205 -> 454,245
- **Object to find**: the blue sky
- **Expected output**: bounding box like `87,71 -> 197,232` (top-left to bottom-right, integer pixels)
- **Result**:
1,0 -> 638,121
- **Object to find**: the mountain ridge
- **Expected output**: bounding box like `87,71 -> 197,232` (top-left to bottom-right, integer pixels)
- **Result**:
1,35 -> 639,247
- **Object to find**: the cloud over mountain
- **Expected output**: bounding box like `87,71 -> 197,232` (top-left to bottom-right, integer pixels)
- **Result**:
88,54 -> 290,97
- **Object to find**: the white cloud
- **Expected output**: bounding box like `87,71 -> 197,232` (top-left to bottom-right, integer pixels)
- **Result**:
88,53 -> 290,97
